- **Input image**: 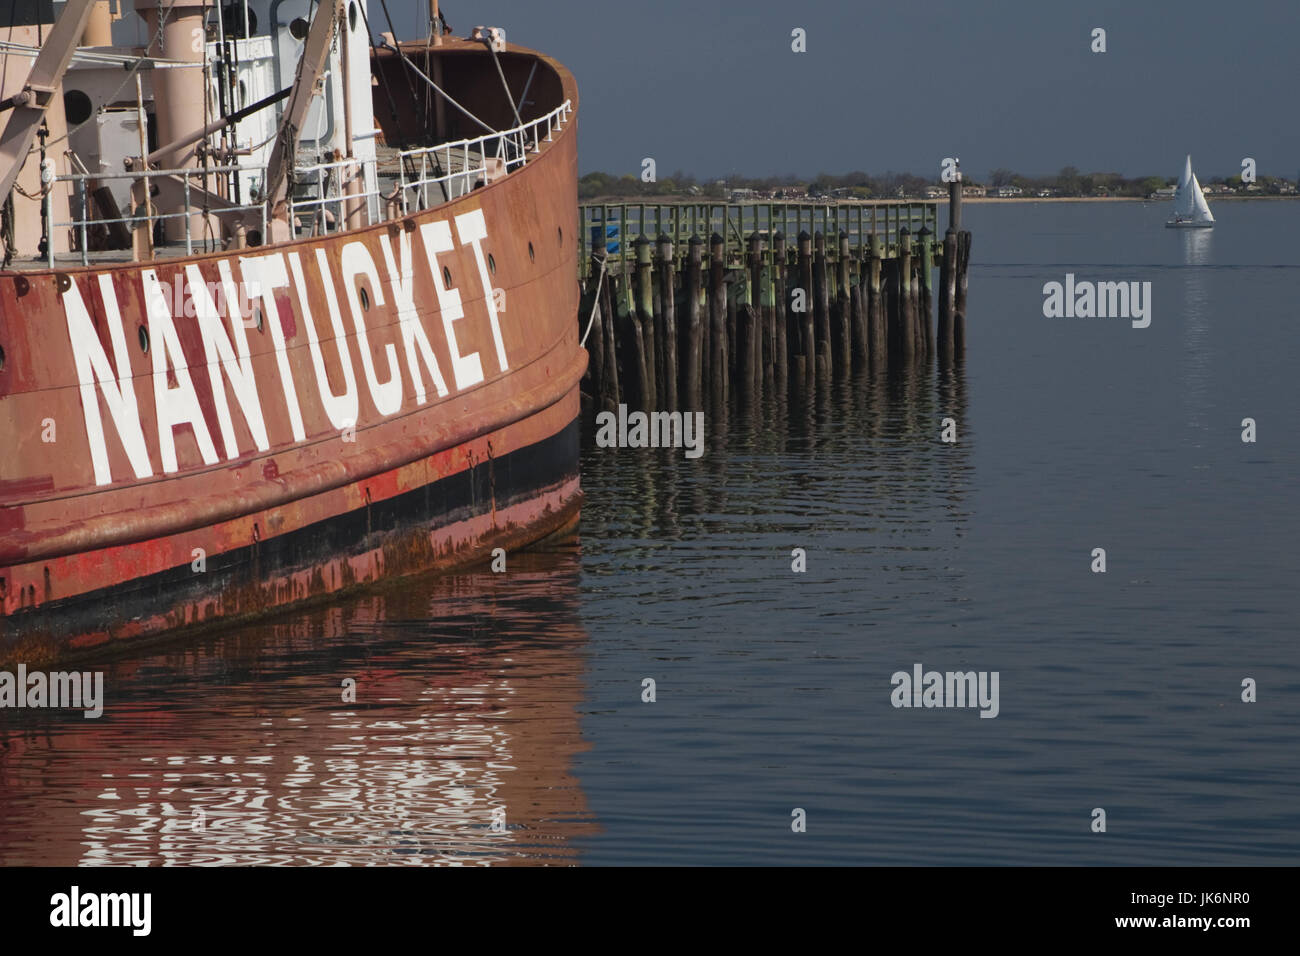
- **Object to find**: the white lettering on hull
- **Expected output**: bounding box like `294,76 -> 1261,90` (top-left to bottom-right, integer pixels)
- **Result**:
378,230 -> 449,405
291,250 -> 360,432
241,252 -> 307,443
341,241 -> 403,417
454,209 -> 509,374
191,261 -> 270,458
61,275 -> 154,485
141,268 -> 220,473
419,220 -> 484,392
63,212 -> 510,485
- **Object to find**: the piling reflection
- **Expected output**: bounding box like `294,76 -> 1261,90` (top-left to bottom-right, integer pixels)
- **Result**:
580,348 -> 973,556
0,550 -> 595,866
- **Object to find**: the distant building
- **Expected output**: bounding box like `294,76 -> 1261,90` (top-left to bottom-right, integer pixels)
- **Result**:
925,187 -> 945,198
995,185 -> 1023,198
961,184 -> 986,197
1150,185 -> 1177,199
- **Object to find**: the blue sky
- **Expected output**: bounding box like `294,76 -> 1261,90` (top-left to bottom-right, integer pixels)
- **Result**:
388,0 -> 1300,182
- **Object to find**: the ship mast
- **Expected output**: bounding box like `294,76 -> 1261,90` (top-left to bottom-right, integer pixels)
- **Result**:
263,0 -> 340,241
133,1 -> 209,243
429,0 -> 446,140
0,0 -> 97,205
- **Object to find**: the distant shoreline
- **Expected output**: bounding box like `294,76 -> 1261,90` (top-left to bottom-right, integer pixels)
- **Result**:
580,194 -> 1299,205
962,195 -> 1299,204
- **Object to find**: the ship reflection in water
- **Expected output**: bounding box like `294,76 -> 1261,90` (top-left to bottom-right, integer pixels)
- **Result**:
0,550 -> 594,866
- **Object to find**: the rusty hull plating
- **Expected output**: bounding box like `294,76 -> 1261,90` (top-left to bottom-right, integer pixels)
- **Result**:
0,40 -> 583,665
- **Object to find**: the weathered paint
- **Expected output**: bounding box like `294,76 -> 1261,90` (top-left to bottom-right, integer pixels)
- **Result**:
0,41 -> 582,665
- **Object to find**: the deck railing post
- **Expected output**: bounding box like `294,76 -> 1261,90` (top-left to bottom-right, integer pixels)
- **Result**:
79,180 -> 89,267
45,189 -> 54,267
183,176 -> 193,254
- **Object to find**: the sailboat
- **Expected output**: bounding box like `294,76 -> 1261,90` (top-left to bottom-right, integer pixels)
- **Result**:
1166,155 -> 1215,228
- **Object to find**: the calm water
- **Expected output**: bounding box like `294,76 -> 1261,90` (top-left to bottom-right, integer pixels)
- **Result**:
2,201 -> 1297,865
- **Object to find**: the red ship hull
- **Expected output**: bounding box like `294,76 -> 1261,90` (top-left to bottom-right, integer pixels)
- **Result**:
0,41 -> 583,665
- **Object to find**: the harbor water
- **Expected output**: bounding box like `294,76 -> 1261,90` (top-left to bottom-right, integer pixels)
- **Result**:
1,200 -> 1296,866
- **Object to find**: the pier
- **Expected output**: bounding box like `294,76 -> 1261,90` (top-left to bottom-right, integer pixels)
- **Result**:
577,191 -> 972,413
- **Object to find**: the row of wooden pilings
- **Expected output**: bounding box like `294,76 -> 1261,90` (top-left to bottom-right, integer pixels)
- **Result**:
579,226 -> 972,412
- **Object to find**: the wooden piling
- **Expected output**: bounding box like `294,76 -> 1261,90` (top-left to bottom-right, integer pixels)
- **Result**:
600,262 -> 620,407
726,275 -> 738,394
866,233 -> 885,366
813,231 -> 832,381
682,234 -> 704,410
581,253 -> 606,402
616,266 -> 646,408
917,226 -> 934,358
709,232 -> 727,408
759,243 -> 776,389
635,236 -> 657,409
850,271 -> 867,368
938,227 -> 957,362
896,227 -> 915,364
772,231 -> 788,388
836,232 -> 853,375
797,230 -> 815,390
955,230 -> 971,353
746,232 -> 764,401
657,233 -> 678,411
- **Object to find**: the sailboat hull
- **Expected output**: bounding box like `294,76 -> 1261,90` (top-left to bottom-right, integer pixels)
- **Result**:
1165,220 -> 1214,229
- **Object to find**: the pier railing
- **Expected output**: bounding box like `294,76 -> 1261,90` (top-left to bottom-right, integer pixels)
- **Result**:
579,200 -> 938,278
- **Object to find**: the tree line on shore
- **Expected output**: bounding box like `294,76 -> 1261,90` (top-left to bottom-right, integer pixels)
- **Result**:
579,167 -> 1299,201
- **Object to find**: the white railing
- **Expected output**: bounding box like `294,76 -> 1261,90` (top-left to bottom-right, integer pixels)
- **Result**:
398,100 -> 573,212
49,164 -> 267,267
290,154 -> 382,237
46,100 -> 575,263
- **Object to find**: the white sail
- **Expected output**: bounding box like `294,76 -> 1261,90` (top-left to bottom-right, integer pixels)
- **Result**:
1189,171 -> 1214,222
1170,155 -> 1214,225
